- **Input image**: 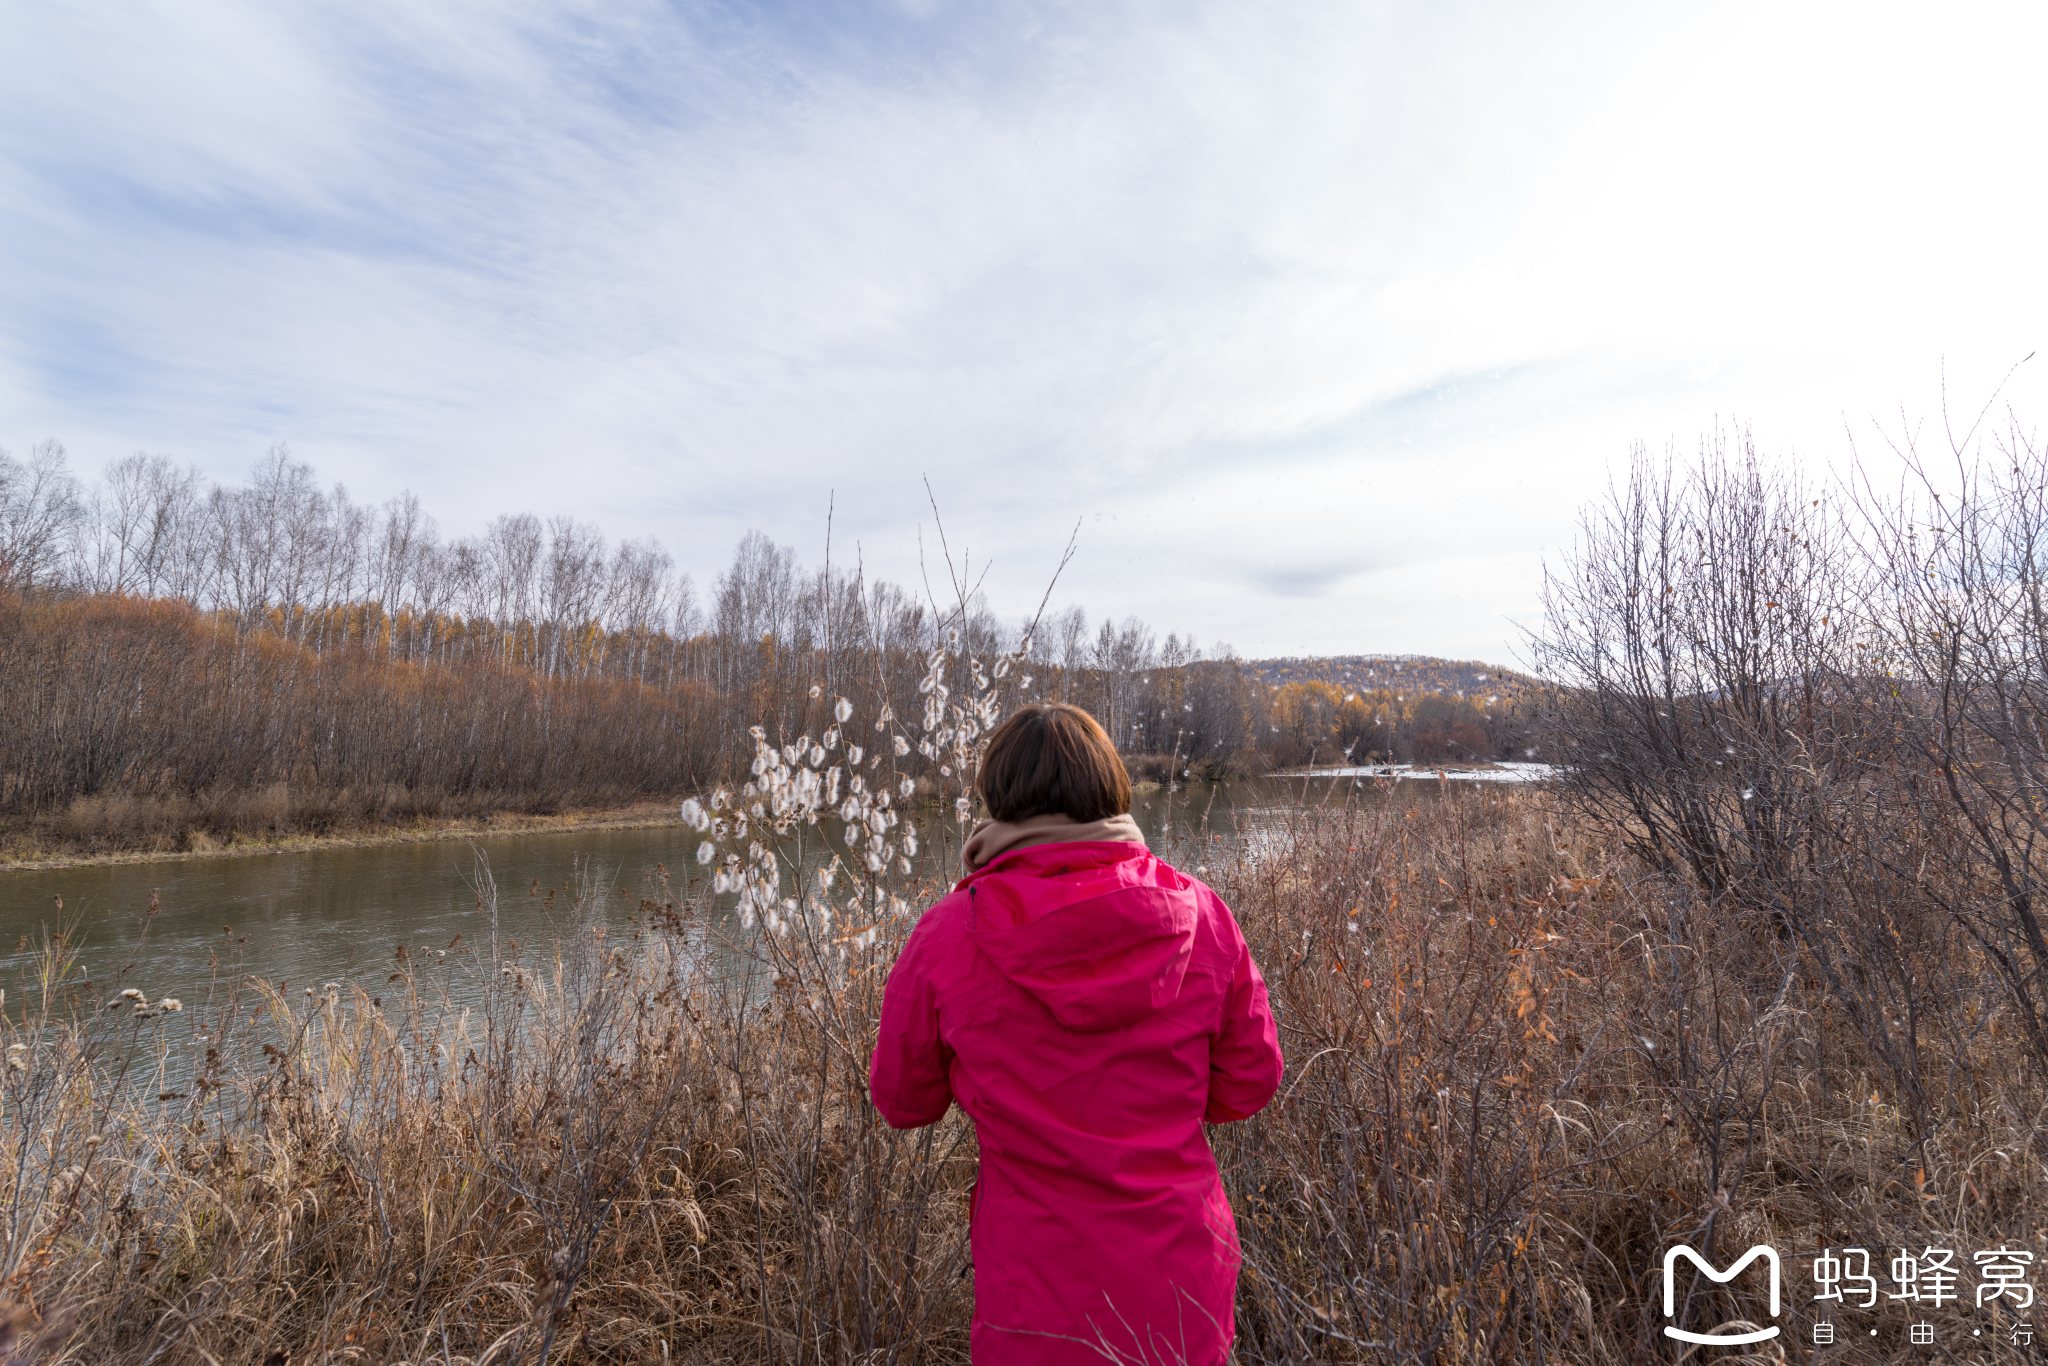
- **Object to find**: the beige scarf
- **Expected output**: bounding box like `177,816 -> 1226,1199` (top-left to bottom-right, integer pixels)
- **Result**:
960,811 -> 1147,875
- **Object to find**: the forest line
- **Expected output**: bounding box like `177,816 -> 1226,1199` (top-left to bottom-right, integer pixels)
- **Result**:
0,441 -> 1529,853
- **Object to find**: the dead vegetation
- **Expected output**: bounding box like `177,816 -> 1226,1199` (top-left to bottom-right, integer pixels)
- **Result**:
0,784 -> 2041,1364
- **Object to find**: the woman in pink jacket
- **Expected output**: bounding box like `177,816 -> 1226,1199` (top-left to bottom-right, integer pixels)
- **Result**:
870,703 -> 1284,1365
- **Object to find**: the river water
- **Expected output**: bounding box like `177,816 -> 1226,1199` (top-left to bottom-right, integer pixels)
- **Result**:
0,782 -> 1279,1009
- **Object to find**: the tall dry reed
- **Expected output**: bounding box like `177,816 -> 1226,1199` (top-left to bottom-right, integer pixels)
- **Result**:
1214,783 -> 2048,1362
2,783 -> 2043,1363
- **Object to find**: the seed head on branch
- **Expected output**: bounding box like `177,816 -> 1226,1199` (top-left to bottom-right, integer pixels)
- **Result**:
677,497 -> 1078,975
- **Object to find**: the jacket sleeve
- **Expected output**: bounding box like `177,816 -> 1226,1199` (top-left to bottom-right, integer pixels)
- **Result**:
1205,905 -> 1283,1124
869,919 -> 956,1128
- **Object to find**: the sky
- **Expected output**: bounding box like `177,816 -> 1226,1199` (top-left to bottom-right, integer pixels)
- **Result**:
5,0 -> 2047,666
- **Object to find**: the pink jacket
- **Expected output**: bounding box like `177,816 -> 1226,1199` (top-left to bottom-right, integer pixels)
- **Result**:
870,841 -> 1283,1365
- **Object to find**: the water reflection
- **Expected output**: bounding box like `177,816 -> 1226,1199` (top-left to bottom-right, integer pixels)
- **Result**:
0,782 -> 1293,1004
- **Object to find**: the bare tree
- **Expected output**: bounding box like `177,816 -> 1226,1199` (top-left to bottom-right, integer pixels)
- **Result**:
1530,431 -> 1947,1133
0,441 -> 83,590
207,445 -> 327,629
713,530 -> 801,695
1862,407 -> 2048,1070
480,513 -> 544,664
71,453 -> 198,597
1092,616 -> 1156,749
1048,605 -> 1088,699
606,537 -> 674,683
539,517 -> 607,677
309,483 -> 371,646
368,491 -> 436,628
1531,434 -> 1849,899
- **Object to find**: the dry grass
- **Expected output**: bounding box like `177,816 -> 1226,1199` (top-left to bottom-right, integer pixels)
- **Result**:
2,788 -> 2044,1364
1212,789 -> 2048,1362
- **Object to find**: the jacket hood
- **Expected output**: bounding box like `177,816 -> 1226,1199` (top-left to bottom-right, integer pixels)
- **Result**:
964,842 -> 1198,1032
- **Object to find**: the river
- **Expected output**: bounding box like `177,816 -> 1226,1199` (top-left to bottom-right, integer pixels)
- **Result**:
0,782 -> 1283,1009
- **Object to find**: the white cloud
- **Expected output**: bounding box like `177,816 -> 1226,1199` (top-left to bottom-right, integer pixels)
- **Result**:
4,0 -> 2046,664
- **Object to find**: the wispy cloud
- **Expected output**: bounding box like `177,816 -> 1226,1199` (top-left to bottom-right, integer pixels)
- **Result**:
6,0 -> 2047,662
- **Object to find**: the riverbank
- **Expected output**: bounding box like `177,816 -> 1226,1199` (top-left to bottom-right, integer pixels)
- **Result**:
0,798 -> 692,872
0,768 -> 1214,873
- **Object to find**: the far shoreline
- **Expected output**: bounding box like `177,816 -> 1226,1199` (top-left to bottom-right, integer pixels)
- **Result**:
0,800 -> 694,874
1270,760 -> 1556,783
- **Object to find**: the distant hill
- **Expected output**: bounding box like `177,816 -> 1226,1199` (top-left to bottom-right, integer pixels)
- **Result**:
1241,655 -> 1540,703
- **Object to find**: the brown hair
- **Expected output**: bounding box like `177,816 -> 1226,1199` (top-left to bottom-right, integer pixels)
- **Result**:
975,704 -> 1132,824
